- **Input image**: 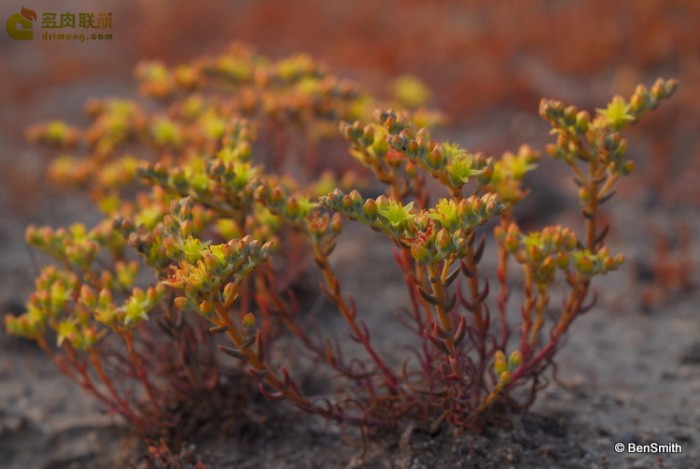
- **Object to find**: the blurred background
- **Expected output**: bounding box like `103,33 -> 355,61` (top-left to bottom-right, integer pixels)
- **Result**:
2,0 -> 698,305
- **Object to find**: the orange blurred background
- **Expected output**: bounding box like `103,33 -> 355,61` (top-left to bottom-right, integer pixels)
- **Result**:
1,0 -> 698,300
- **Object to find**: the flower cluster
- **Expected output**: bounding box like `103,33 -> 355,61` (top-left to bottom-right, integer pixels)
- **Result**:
321,189 -> 502,264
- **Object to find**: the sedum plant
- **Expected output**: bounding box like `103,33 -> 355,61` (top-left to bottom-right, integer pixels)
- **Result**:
5,43 -> 677,437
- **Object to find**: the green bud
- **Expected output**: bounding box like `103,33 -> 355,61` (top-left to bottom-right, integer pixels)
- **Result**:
499,370 -> 512,385
407,139 -> 419,156
477,165 -> 494,185
286,198 -> 301,218
528,244 -> 542,262
383,115 -> 396,131
223,283 -> 238,308
270,188 -> 284,205
664,79 -> 679,96
337,193 -> 352,210
556,252 -> 570,269
242,312 -> 256,329
410,244 -> 431,265
405,161 -> 418,177
508,350 -> 523,369
427,148 -> 443,169
576,255 -> 594,276
603,256 -> 615,271
363,199 -> 377,218
98,288 -> 112,307
203,252 -> 222,273
362,125 -> 374,144
621,160 -> 635,175
575,110 -> 590,133
199,300 -> 215,316
630,93 -> 646,113
436,228 -> 451,251
416,127 -> 431,144
80,285 -> 97,309
651,79 -> 665,100
505,224 -> 520,252
541,256 -> 556,274
545,143 -> 562,159
349,190 -> 362,205
494,350 -> 508,375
